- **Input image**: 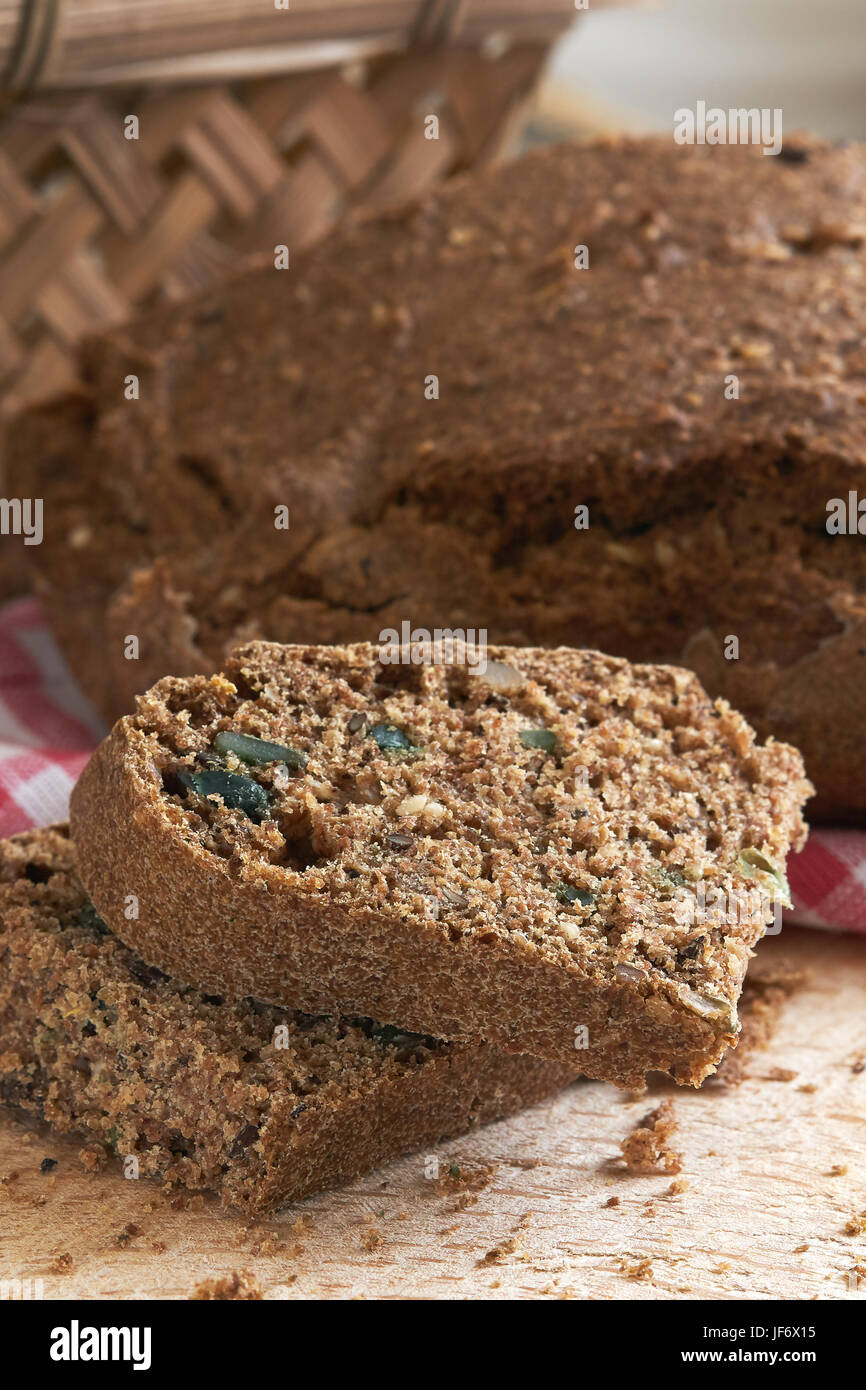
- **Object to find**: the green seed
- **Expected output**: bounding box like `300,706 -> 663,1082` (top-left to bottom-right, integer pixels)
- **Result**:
368,722 -> 414,753
367,1021 -> 430,1049
213,729 -> 306,769
520,729 -> 558,753
554,883 -> 595,908
179,768 -> 271,821
650,864 -> 688,894
738,848 -> 778,877
77,900 -> 109,935
737,848 -> 791,905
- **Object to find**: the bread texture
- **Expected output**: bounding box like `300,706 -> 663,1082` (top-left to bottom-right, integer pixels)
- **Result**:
0,825 -> 573,1214
8,135 -> 866,817
69,641 -> 812,1088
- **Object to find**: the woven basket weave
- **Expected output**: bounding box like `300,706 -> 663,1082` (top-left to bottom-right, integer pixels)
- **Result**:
0,1 -> 578,416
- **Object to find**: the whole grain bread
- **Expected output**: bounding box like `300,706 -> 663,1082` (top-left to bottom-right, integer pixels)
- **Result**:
0,825 -> 573,1214
69,641 -> 812,1088
8,135 -> 866,817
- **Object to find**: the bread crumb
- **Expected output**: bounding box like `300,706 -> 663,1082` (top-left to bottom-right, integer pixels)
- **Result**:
361,1227 -> 383,1253
480,1236 -> 522,1266
604,1195 -> 620,1208
793,1243 -> 809,1253
667,1178 -> 690,1196
190,1269 -> 264,1300
844,1211 -> 866,1236
50,1252 -> 73,1275
619,1100 -> 683,1175
115,1222 -> 143,1247
763,1066 -> 798,1083
251,1230 -> 285,1256
828,1164 -> 848,1177
480,1215 -> 532,1266
713,964 -> 808,1086
438,1160 -> 497,1209
618,1257 -> 653,1282
77,1143 -> 108,1173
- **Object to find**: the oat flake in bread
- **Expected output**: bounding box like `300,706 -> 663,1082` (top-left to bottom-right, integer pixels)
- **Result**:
69,641 -> 812,1088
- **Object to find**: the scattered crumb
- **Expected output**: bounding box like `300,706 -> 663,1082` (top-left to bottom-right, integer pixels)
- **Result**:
115,1222 -> 143,1247
479,1214 -> 532,1266
49,1252 -> 73,1275
798,1083 -> 818,1094
619,1100 -> 683,1175
39,1157 -> 57,1174
851,1057 -> 865,1075
480,1236 -> 522,1266
77,1143 -> 108,1173
361,1227 -> 383,1253
828,1164 -> 848,1177
619,1257 -> 653,1282
715,1261 -> 731,1274
762,1067 -> 798,1083
150,1240 -> 167,1255
251,1231 -> 285,1257
793,1244 -> 809,1253
438,1160 -> 497,1210
713,963 -> 808,1086
844,1211 -> 866,1236
190,1269 -> 264,1300
667,1178 -> 690,1196
604,1195 -> 620,1208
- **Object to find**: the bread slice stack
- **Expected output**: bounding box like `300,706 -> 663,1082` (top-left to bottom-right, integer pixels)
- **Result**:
4,133 -> 835,1211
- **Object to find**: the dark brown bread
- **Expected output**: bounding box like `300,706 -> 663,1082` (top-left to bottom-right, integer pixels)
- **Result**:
11,135 -> 866,815
0,825 -> 573,1214
69,641 -> 811,1088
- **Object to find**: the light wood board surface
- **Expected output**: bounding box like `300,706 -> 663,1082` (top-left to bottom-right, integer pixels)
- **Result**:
1,927 -> 865,1301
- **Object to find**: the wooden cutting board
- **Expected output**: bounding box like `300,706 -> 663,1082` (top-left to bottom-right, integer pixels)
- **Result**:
1,926 -> 865,1301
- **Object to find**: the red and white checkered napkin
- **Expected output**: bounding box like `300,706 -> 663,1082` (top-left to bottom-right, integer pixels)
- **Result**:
0,595 -> 863,932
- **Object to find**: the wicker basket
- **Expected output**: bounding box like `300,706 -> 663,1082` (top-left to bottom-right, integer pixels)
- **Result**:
0,0 -> 579,416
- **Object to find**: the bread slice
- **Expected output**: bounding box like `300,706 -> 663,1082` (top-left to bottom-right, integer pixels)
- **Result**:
69,641 -> 812,1087
0,825 -> 573,1214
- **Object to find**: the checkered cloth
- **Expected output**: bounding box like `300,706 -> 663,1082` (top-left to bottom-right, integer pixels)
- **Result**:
0,595 -> 863,932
